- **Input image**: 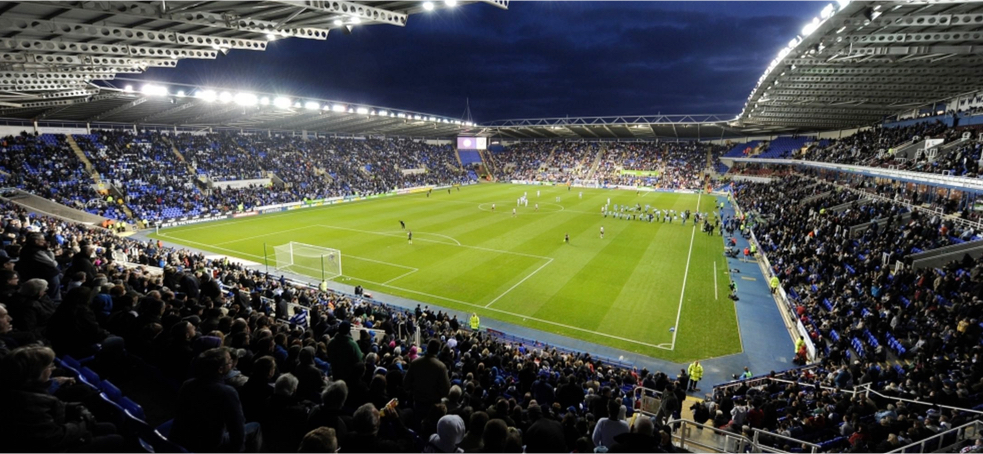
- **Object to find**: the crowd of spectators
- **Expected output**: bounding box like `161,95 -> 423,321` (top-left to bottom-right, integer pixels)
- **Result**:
725,173 -> 983,450
6,130 -> 474,223
0,196 -> 706,453
0,132 -> 108,215
493,141 -> 721,190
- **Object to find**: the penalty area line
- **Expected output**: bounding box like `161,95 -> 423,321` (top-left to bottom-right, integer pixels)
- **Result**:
484,258 -> 553,307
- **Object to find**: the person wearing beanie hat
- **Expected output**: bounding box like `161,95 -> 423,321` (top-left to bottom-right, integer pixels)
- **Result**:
424,414 -> 465,453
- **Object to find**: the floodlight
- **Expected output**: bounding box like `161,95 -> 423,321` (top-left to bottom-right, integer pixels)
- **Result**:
348,108 -> 355,113
356,107 -> 369,115
259,97 -> 270,106
266,33 -> 277,41
350,17 -> 361,24
124,84 -> 134,92
197,90 -> 217,102
305,101 -> 320,110
332,104 -> 346,112
397,113 -> 406,118
836,0 -> 850,8
334,19 -> 343,26
234,93 -> 258,106
802,17 -> 820,36
821,3 -> 835,18
423,2 -> 434,11
414,115 -> 422,120
378,110 -> 388,116
445,0 -> 458,6
273,97 -> 291,108
218,91 -> 233,103
141,84 -> 167,96
177,90 -> 186,97
294,101 -> 302,108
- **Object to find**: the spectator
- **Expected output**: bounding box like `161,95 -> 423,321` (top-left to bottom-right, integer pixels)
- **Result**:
169,348 -> 262,452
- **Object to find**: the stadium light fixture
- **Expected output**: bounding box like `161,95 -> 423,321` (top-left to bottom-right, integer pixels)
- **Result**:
259,97 -> 270,106
218,91 -> 233,103
234,93 -> 258,106
177,90 -> 186,97
356,107 -> 369,115
378,110 -> 388,116
801,17 -> 821,36
332,104 -> 346,112
141,84 -> 168,96
423,2 -> 435,11
266,33 -> 277,41
273,97 -> 291,109
445,0 -> 458,6
197,89 -> 218,102
397,113 -> 406,118
305,101 -> 320,110
836,0 -> 850,8
414,115 -> 423,120
124,84 -> 134,92
334,19 -> 343,26
348,107 -> 355,113
350,17 -> 362,24
821,3 -> 835,18
293,101 -> 303,108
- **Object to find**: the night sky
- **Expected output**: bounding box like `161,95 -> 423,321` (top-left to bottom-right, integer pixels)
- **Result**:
135,2 -> 823,123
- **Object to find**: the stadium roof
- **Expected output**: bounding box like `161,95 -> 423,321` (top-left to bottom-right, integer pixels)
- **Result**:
4,1 -> 983,140
738,0 -> 983,133
0,0 -> 501,137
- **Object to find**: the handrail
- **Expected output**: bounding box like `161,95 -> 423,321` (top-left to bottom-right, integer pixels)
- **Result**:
886,420 -> 982,453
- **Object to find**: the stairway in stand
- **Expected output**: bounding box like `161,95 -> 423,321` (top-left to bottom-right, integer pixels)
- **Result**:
585,147 -> 606,180
65,135 -> 104,186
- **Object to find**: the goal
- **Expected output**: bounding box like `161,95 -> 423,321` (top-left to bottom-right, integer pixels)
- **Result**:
273,242 -> 342,281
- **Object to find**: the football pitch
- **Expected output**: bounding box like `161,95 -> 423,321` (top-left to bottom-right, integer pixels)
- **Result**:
152,184 -> 741,362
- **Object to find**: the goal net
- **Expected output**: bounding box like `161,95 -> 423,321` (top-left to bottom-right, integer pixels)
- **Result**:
273,242 -> 342,281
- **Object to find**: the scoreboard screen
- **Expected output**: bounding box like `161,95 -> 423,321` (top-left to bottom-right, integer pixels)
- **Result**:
457,136 -> 487,150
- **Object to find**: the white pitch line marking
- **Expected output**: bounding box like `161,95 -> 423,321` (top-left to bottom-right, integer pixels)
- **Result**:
157,233 -> 671,350
382,269 -> 419,285
212,225 -> 314,246
714,260 -> 718,300
485,258 -> 553,307
316,225 -> 551,260
670,192 -> 700,350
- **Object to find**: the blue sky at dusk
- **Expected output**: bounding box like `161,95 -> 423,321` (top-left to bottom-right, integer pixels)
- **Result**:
136,2 -> 823,122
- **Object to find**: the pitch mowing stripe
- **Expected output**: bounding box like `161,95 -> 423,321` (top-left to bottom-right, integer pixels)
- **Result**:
670,192 -> 700,350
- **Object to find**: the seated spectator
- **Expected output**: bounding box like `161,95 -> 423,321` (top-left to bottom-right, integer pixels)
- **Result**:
0,345 -> 125,452
298,426 -> 339,453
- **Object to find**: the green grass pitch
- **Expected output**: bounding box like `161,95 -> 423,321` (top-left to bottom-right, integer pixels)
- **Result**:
152,183 -> 741,362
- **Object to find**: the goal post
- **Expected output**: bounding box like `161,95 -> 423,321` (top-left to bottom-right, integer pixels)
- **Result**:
273,242 -> 342,281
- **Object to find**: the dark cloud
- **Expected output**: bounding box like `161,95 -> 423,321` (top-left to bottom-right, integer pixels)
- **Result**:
138,1 -> 821,122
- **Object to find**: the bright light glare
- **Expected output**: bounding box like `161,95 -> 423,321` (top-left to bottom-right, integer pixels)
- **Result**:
423,1 -> 434,11
273,97 -> 291,108
141,84 -> 168,96
332,104 -> 346,113
334,19 -> 343,26
356,107 -> 369,115
397,113 -> 406,118
821,3 -> 835,18
259,97 -> 270,106
177,90 -> 186,97
378,110 -> 388,116
234,93 -> 258,106
350,17 -> 361,24
305,101 -> 320,110
445,0 -> 458,6
124,85 -> 134,92
197,90 -> 217,102
218,91 -> 233,103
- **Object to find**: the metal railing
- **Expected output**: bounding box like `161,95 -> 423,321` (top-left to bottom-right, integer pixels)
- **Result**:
887,420 -> 982,453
